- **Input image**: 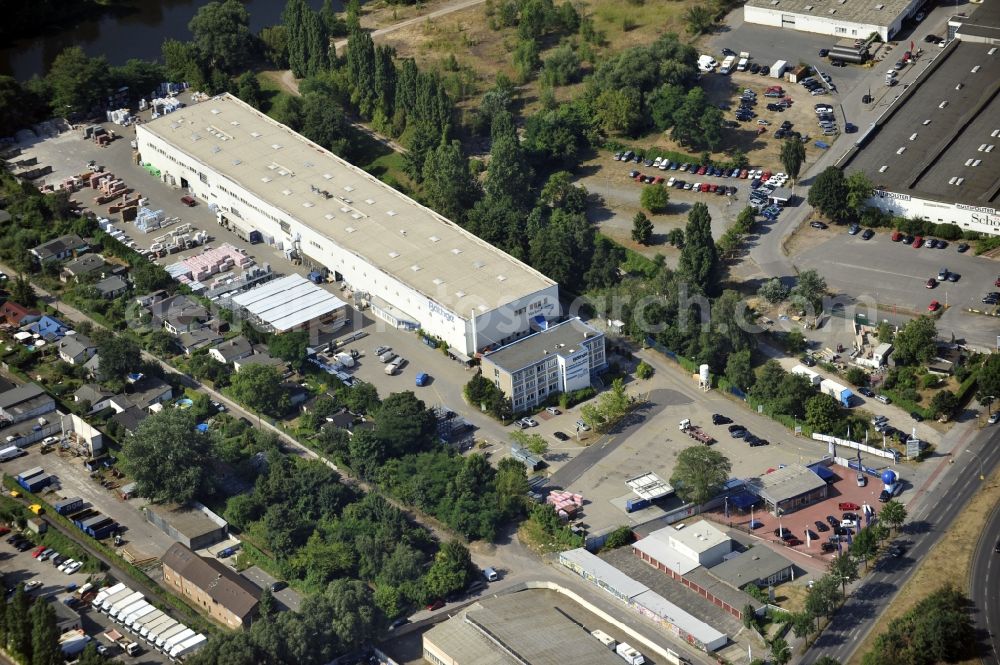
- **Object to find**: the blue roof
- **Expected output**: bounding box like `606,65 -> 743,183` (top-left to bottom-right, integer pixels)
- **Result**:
729,492 -> 760,510
195,423 -> 209,432
808,464 -> 836,482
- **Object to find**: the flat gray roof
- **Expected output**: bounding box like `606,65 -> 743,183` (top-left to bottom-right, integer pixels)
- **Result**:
139,94 -> 555,315
744,0 -> 913,27
846,39 -> 1000,206
748,464 -> 827,504
424,591 -> 624,665
483,318 -> 601,372
231,274 -> 346,332
710,547 -> 795,589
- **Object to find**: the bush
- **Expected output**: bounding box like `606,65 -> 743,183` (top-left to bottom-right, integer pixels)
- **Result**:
602,526 -> 635,549
636,360 -> 654,379
845,367 -> 868,386
640,183 -> 670,214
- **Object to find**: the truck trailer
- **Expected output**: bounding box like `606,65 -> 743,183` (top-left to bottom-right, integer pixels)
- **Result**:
820,379 -> 854,407
154,624 -> 188,649
144,618 -> 178,642
99,588 -> 135,612
124,603 -> 156,628
111,595 -> 146,621
591,629 -> 617,649
132,609 -> 165,634
616,642 -> 646,665
91,583 -> 127,610
115,599 -> 149,624
107,591 -> 144,617
161,628 -> 195,654
170,634 -> 207,660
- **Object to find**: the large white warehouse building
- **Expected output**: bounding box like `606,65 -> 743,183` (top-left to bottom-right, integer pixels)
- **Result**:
136,94 -> 559,356
743,0 -> 922,42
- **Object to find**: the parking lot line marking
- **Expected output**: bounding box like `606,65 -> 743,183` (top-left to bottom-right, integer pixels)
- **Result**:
827,261 -> 927,281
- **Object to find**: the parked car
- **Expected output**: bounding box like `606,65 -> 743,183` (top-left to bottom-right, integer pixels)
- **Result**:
180,195 -> 196,206
814,520 -> 830,532
712,413 -> 732,425
859,387 -> 875,398
553,431 -> 569,441
576,419 -> 590,431
774,527 -> 792,538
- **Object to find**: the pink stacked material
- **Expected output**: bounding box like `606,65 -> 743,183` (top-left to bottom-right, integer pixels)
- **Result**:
547,490 -> 583,518
180,243 -> 254,281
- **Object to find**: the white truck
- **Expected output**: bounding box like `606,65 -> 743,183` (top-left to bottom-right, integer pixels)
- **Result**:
664,648 -> 687,665
154,624 -> 188,650
737,51 -> 750,71
99,587 -> 135,612
719,55 -> 736,74
140,614 -> 174,640
385,356 -> 405,375
144,618 -> 178,643
170,634 -> 207,660
132,609 -> 164,634
616,642 -> 645,665
591,629 -> 617,649
162,628 -> 195,654
124,603 -> 156,628
108,592 -> 144,619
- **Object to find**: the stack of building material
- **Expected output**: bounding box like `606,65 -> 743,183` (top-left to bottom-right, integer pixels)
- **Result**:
134,207 -> 166,233
150,96 -> 182,116
547,490 -> 584,519
90,172 -> 113,189
180,243 -> 253,281
106,108 -> 132,125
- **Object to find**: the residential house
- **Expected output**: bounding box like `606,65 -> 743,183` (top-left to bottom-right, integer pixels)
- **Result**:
27,315 -> 69,342
148,294 -> 209,334
83,354 -> 103,380
0,383 -> 55,425
112,406 -> 147,435
73,384 -> 115,414
233,352 -> 286,373
161,542 -> 260,629
57,334 -> 98,365
208,336 -> 254,364
94,274 -> 128,299
0,302 -> 41,327
177,328 -> 224,355
60,254 -> 106,283
108,375 -> 173,413
30,234 -> 89,263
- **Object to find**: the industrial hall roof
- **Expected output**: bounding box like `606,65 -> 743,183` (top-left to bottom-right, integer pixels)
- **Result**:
139,93 -> 556,316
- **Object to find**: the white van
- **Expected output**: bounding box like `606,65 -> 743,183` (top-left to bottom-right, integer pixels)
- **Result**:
483,567 -> 499,582
0,446 -> 26,462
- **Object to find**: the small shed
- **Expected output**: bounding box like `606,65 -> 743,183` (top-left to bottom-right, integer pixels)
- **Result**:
27,518 -> 47,535
769,187 -> 793,205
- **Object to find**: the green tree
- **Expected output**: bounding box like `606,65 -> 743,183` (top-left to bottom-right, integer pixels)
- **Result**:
495,457 -> 529,518
268,331 -> 309,370
724,349 -> 754,391
667,228 -> 685,247
678,202 -> 718,291
484,111 -> 533,208
538,172 -> 588,214
260,25 -> 290,69
271,93 -> 303,130
829,552 -> 859,596
976,354 -> 1000,412
122,409 -> 215,504
374,391 -> 438,457
893,316 -> 937,365
631,212 -> 654,245
790,611 -> 815,639
343,381 -> 381,414
877,321 -> 895,343
511,430 -> 548,456
683,5 -> 716,34
75,643 -> 107,665
845,366 -> 868,387
669,446 -> 731,508
301,92 -> 351,155
791,268 -> 828,313
880,499 -> 907,532
805,394 -> 841,433
640,184 -> 670,214
813,658 -> 842,665
780,139 -> 806,182
649,83 -> 687,131
808,167 -> 851,223
742,603 -> 759,630
580,378 -> 632,433
96,334 -> 142,386
852,526 -> 879,570
229,364 -> 288,417
804,574 -> 842,628
423,541 -> 473,600
235,71 -> 263,109
636,360 -> 654,380
593,87 -> 642,136
758,278 -> 789,304
423,139 -> 479,223
11,274 -> 36,306
29,597 -> 61,665
542,42 -> 581,86
845,171 -> 874,212
189,0 -> 255,73
770,637 -> 791,665
930,390 -> 957,419
130,261 -> 173,293
46,47 -> 110,115
512,39 -> 542,83
7,585 -> 32,660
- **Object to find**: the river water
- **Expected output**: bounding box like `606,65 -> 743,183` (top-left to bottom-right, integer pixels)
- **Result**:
0,0 -> 328,80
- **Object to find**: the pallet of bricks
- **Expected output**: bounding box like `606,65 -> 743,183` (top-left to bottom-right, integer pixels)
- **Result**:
547,490 -> 584,520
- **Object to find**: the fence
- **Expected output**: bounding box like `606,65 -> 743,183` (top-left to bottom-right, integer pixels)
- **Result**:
812,433 -> 898,461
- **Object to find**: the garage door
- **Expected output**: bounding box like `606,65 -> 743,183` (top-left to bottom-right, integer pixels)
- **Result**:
781,13 -> 796,26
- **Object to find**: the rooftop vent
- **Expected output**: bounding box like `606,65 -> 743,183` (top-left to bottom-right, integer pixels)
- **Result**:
340,206 -> 351,213
473,261 -> 485,269
324,213 -> 334,220
770,0 -> 778,5
986,145 -> 996,153
364,199 -> 375,205
432,278 -> 443,286
909,133 -> 918,140
972,159 -> 982,166
989,47 -> 998,55
232,159 -> 241,166
451,248 -> 462,255
346,226 -> 356,233
303,202 -> 314,208
965,158 -> 974,166
949,176 -> 958,185
478,305 -> 489,312
828,7 -> 836,13
323,173 -> 333,180
211,146 -> 221,153
400,229 -> 407,236
497,275 -> 507,282
955,83 -> 963,90
955,177 -> 965,185
211,108 -> 220,115
992,129 -> 1000,137
804,4 -> 813,9
282,189 -> 292,196
923,119 -> 932,125
410,265 -> 421,272
387,210 -> 398,216
896,147 -> 906,154
875,3 -> 883,9
261,176 -> 272,183
251,131 -> 261,138
191,133 -> 202,142
271,143 -> 282,150
388,251 -> 400,258
344,185 -> 354,192
939,101 -> 948,108
429,235 -> 440,243
455,290 -> 466,299
351,213 -> 361,219
879,165 -> 888,172
971,65 -> 981,73
230,121 -> 240,126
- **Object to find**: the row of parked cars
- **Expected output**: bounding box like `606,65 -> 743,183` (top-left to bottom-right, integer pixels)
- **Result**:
3,527 -> 82,573
709,414 -> 772,447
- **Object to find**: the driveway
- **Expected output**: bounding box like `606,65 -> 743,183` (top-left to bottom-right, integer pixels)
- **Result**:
239,565 -> 303,613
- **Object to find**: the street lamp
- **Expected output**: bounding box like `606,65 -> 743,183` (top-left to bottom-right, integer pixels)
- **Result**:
966,449 -> 985,480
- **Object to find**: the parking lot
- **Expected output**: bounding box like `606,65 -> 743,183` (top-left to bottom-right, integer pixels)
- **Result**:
5,448 -> 179,560
794,226 -> 1000,348
0,536 -> 169,664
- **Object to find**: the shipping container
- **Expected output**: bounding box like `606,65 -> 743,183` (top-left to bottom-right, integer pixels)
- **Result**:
16,466 -> 44,482
20,473 -> 53,493
54,497 -> 84,515
625,497 -> 651,513
90,522 -> 119,540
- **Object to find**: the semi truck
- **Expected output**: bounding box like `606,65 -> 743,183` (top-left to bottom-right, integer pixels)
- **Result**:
99,587 -> 135,612
161,628 -> 195,654
616,642 -> 645,665
144,618 -> 178,643
132,609 -> 164,634
154,624 -> 188,649
108,591 -> 144,618
820,379 -> 854,407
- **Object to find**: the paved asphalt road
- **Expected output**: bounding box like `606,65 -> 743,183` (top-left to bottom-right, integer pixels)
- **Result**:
970,487 -> 1000,665
802,423 -> 1000,664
